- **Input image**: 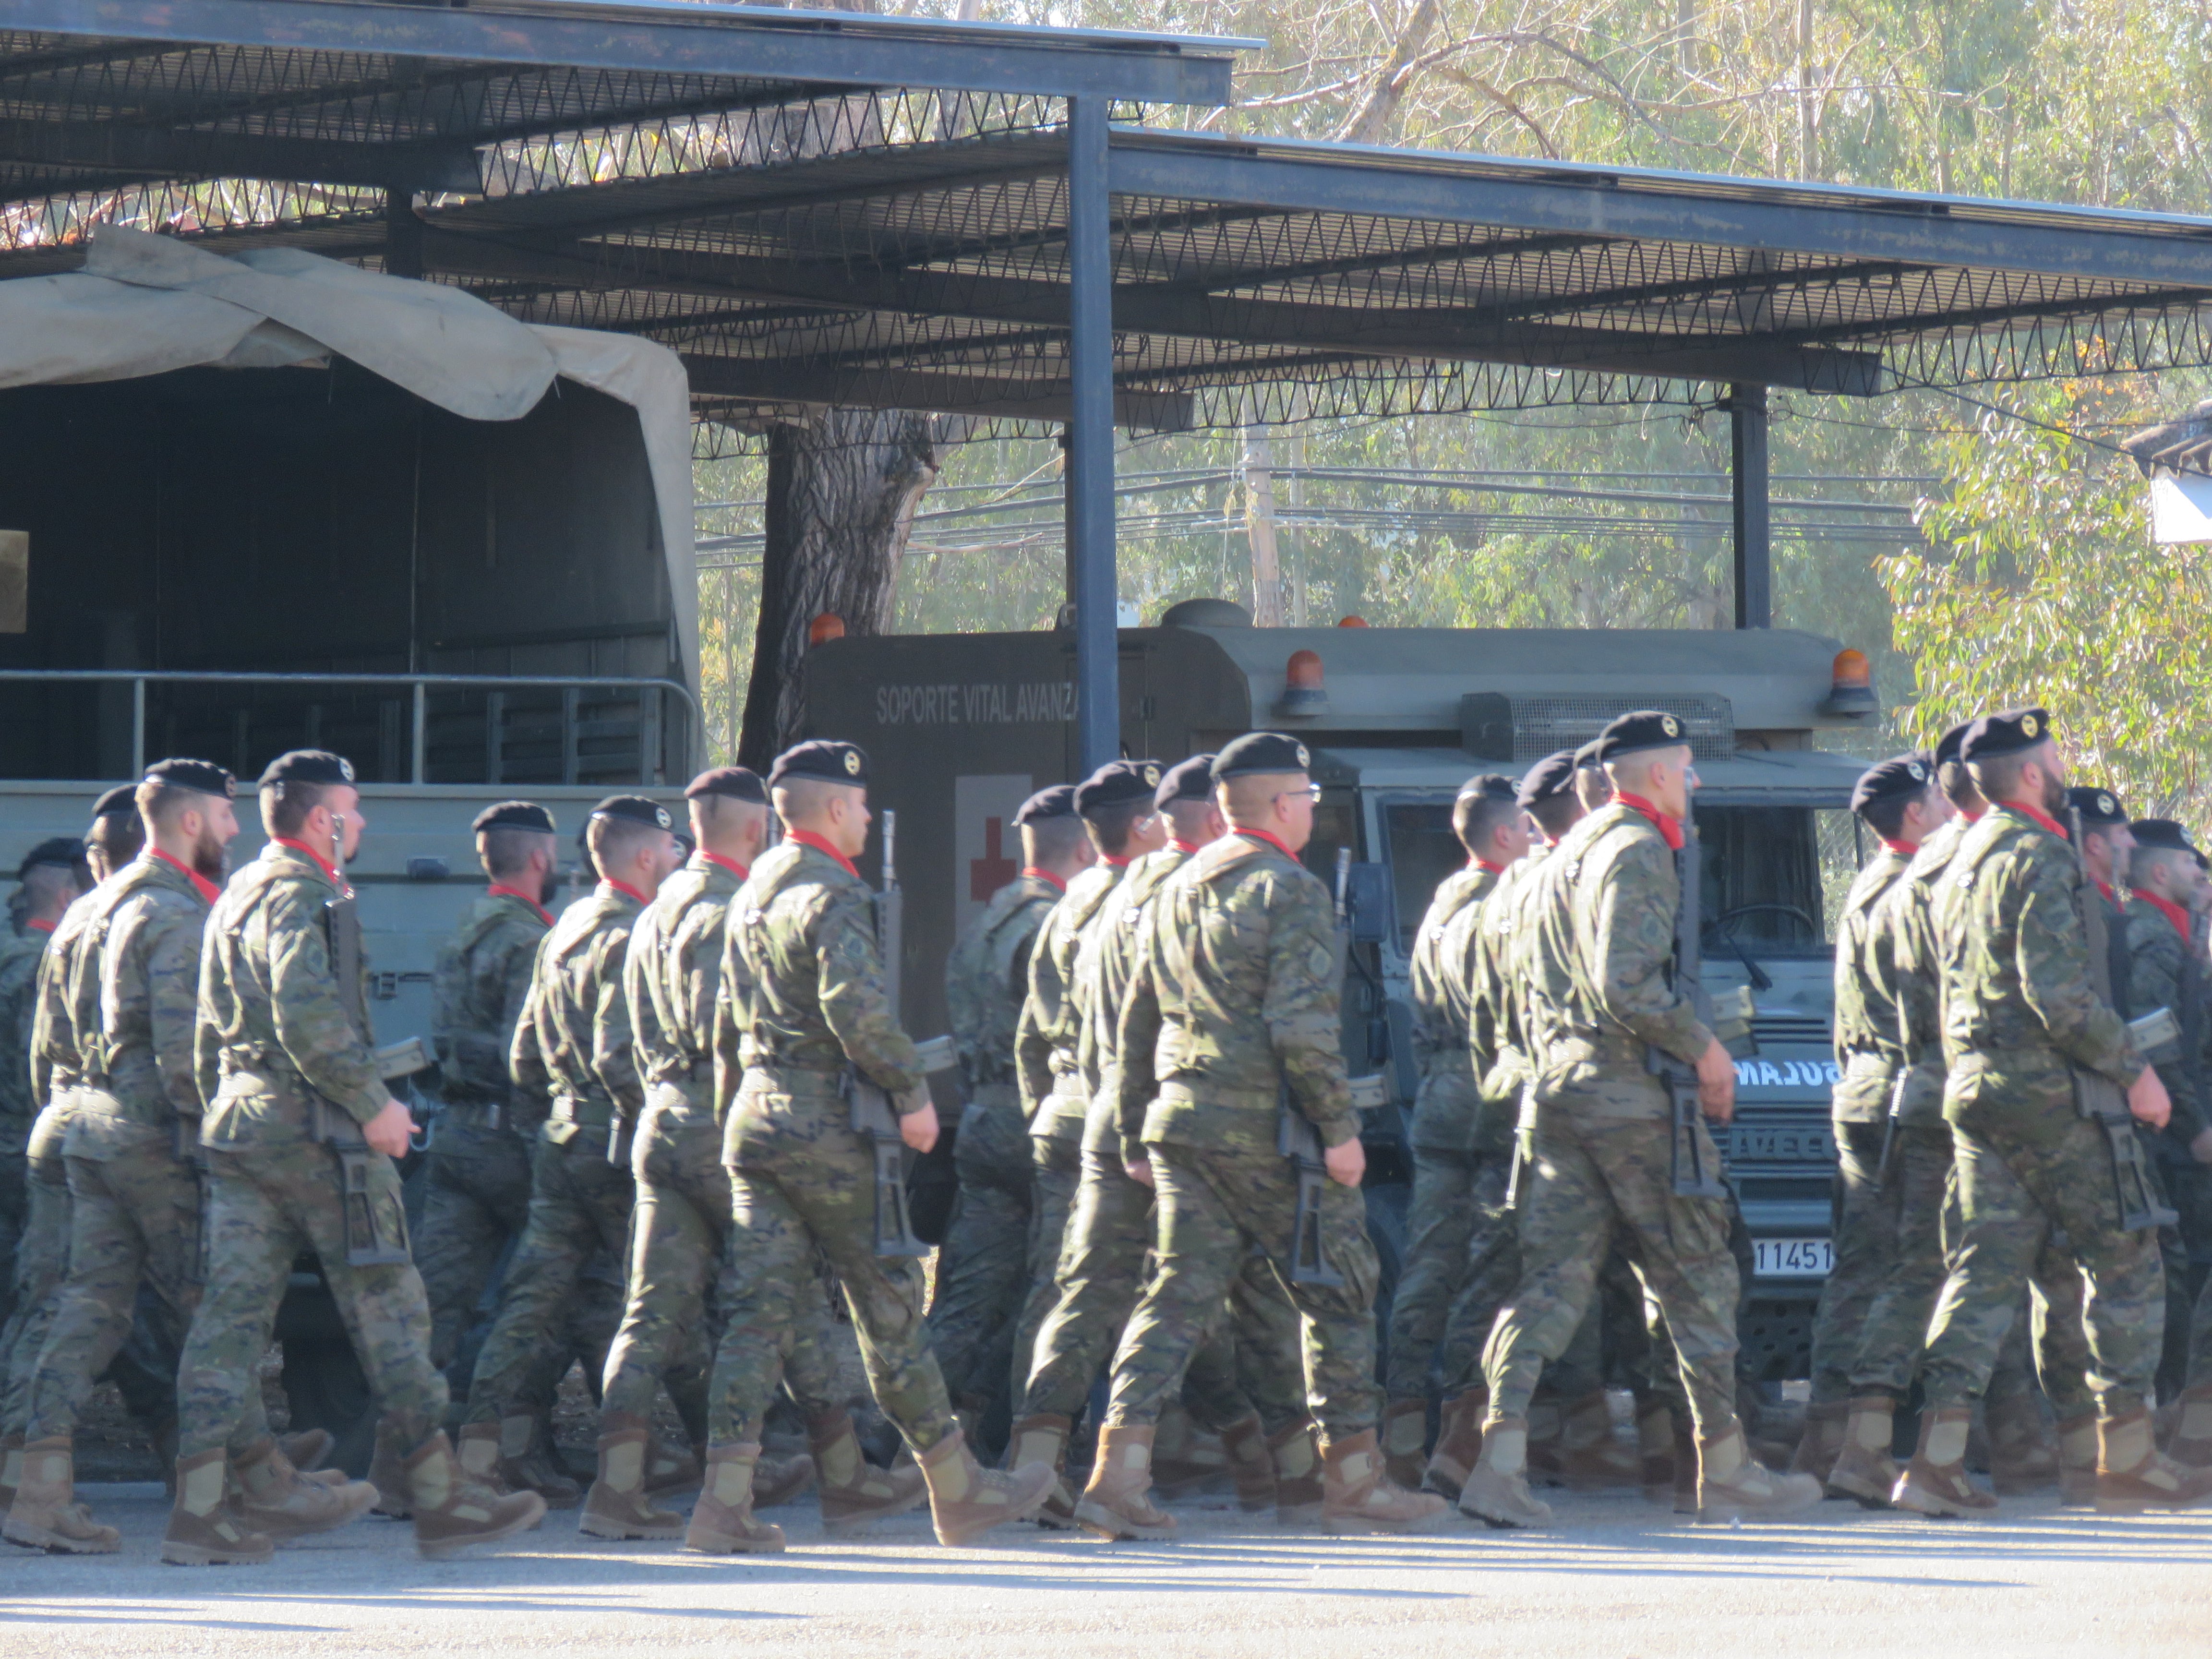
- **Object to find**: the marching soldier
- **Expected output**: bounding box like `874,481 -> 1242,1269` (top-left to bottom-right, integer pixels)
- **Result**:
0,838 -> 90,1327
697,740 -> 1054,1551
1072,733 -> 1446,1539
167,750 -> 542,1563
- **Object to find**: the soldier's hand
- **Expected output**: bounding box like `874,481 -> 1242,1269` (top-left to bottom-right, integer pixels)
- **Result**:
2128,1065 -> 2173,1131
1322,1135 -> 1366,1187
898,1098 -> 940,1154
2190,1127 -> 2212,1166
1125,1157 -> 1155,1188
1695,1039 -> 1736,1125
363,1097 -> 416,1159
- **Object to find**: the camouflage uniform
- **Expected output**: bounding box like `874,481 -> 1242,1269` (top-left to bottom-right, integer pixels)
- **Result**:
181,842 -> 444,1458
1918,805 -> 2160,1416
707,838 -> 951,1450
927,871 -> 1057,1410
1102,831 -> 1380,1443
461,881 -> 661,1430
1480,802 -> 1741,1437
0,925 -> 47,1331
1009,863 -> 1125,1390
0,914 -> 77,1435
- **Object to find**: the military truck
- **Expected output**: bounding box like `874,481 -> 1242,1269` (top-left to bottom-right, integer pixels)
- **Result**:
808,601 -> 1878,1379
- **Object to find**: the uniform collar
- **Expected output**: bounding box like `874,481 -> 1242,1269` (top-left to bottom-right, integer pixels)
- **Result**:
486,884 -> 553,926
695,849 -> 751,883
2133,888 -> 2192,942
783,829 -> 859,879
1472,857 -> 1505,875
270,836 -> 348,894
148,847 -> 221,904
1878,837 -> 1919,857
598,877 -> 650,907
23,916 -> 54,934
1235,827 -> 1298,860
1169,838 -> 1205,855
1020,865 -> 1066,893
1998,799 -> 2069,841
1612,791 -> 1686,852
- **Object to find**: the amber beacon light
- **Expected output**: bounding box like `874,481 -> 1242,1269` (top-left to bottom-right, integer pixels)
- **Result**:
808,613 -> 847,646
1820,647 -> 1878,716
1277,649 -> 1330,718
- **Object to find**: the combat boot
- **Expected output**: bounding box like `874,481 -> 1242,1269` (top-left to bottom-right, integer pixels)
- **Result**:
1824,1395 -> 1899,1508
368,1419 -> 414,1518
1557,1390 -> 1638,1490
1006,1412 -> 1079,1528
231,1436 -> 378,1541
2094,1406 -> 2212,1513
0,1431 -> 22,1513
1217,1413 -> 1277,1514
456,1421 -> 516,1493
1267,1420 -> 1324,1527
1889,1406 -> 1996,1517
2166,1382 -> 2212,1467
2,1436 -> 119,1553
1696,1419 -> 1822,1521
1986,1392 -> 2057,1495
1525,1395 -> 1564,1486
1634,1402 -> 1676,1507
407,1432 -> 546,1558
1380,1397 -> 1429,1490
813,1407 -> 928,1535
1151,1404 -> 1229,1498
1422,1388 -> 1485,1502
1786,1400 -> 1848,1486
497,1414 -> 583,1509
752,1449 -> 816,1509
644,1438 -> 702,1497
276,1429 -> 337,1479
683,1443 -> 787,1554
160,1448 -> 273,1566
579,1411 -> 686,1539
1458,1416 -> 1552,1529
1075,1422 -> 1177,1541
1671,1413 -> 1699,1514
1321,1430 -> 1451,1534
2056,1411 -> 2099,1507
922,1425 -> 1056,1546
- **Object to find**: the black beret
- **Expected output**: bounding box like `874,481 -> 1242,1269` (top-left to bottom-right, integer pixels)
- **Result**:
1076,759 -> 1163,817
685,766 -> 767,805
143,758 -> 236,801
1517,750 -> 1580,807
2132,819 -> 2199,855
1593,709 -> 1693,764
767,740 -> 867,789
19,836 -> 85,880
2066,785 -> 2128,828
1155,755 -> 1216,810
1960,707 -> 2053,764
1851,752 -> 1934,817
258,749 -> 355,790
1457,773 -> 1517,804
1934,720 -> 1976,770
1211,732 -> 1311,781
590,795 -> 675,833
1572,739 -> 1604,771
90,785 -> 137,818
472,800 -> 555,835
1014,784 -> 1078,826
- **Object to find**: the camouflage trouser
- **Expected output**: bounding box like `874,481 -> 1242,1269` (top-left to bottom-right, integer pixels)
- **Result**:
0,1104 -> 75,1436
1009,1131 -> 1082,1399
1384,1144 -> 1481,1401
925,1094 -> 1032,1407
180,1140 -> 445,1457
1020,1145 -> 1306,1436
1106,1141 -> 1379,1443
1806,1119 -> 1892,1403
1846,1122 -> 1953,1397
0,1110 -> 28,1331
1399,1148 -> 1523,1401
2153,1155 -> 2212,1399
1484,1103 -> 1740,1436
1921,1117 -> 2163,1416
709,1073 -> 954,1450
461,1132 -> 637,1426
1599,1250 -> 1690,1413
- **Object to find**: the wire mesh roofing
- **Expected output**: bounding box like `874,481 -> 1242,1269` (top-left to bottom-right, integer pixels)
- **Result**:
7,9 -> 2212,430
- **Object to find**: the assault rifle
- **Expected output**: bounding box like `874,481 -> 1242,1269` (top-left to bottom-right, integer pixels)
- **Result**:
1648,822 -> 1756,1199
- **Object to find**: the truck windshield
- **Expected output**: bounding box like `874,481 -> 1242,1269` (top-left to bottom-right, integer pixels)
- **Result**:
1378,800 -> 1466,954
1696,803 -> 1862,955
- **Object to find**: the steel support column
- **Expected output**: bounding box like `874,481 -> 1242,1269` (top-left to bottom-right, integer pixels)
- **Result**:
1729,383 -> 1771,628
1066,97 -> 1118,773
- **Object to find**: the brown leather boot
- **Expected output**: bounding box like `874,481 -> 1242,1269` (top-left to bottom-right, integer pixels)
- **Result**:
579,1411 -> 686,1540
1889,1406 -> 1996,1517
368,1419 -> 414,1519
644,1438 -> 703,1497
456,1421 -> 516,1494
1634,1402 -> 1675,1507
2167,1383 -> 2212,1468
2056,1411 -> 2098,1507
1005,1413 -> 1078,1528
0,1432 -> 22,1514
1525,1395 -> 1563,1486
1557,1390 -> 1638,1490
1380,1397 -> 1429,1490
922,1425 -> 1056,1546
752,1450 -> 815,1510
2095,1405 -> 2212,1513
1459,1416 -> 1552,1529
407,1431 -> 547,1558
1268,1420 -> 1323,1527
1075,1422 -> 1177,1540
1151,1404 -> 1229,1499
1322,1429 -> 1450,1534
2,1436 -> 119,1553
1824,1395 -> 1899,1508
161,1448 -> 273,1566
1986,1391 -> 2058,1495
276,1429 -> 337,1481
232,1436 -> 378,1541
684,1442 -> 787,1554
1422,1388 -> 1486,1502
1786,1400 -> 1849,1485
813,1408 -> 929,1535
1697,1419 -> 1822,1520
1217,1413 -> 1277,1514
496,1414 -> 582,1509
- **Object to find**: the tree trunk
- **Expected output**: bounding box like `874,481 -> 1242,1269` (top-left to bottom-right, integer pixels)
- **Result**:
736,410 -> 938,769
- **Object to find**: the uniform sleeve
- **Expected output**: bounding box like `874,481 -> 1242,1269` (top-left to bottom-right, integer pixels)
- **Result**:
142,902 -> 209,1119
193,923 -> 224,1112
623,914 -> 671,1085
2015,853 -> 2142,1085
264,885 -> 391,1125
509,974 -> 550,1100
2122,919 -> 2203,1143
0,947 -> 41,1118
27,948 -> 65,1107
1114,926 -> 1165,1160
590,926 -> 646,1115
1015,915 -> 1060,1119
1588,835 -> 1712,1066
1465,901 -> 1521,1101
1264,875 -> 1358,1148
712,914 -> 748,1116
816,886 -> 923,1099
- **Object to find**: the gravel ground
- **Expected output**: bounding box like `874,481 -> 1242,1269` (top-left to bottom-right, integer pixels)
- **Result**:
2,1480 -> 2206,1658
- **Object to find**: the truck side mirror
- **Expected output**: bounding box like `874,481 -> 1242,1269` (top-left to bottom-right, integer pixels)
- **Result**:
1344,862 -> 1391,943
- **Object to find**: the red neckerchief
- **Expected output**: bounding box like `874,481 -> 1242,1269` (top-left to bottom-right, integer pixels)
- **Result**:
2096,879 -> 2118,907
696,850 -> 750,883
1473,858 -> 1506,874
1021,865 -> 1067,893
1879,837 -> 1919,857
600,877 -> 650,907
271,836 -> 344,889
784,829 -> 858,879
1960,802 -> 1987,822
1613,791 -> 1686,852
2003,800 -> 2069,841
1098,852 -> 1132,868
1169,838 -> 1205,855
1236,828 -> 1298,860
24,917 -> 54,935
486,884 -> 553,926
2133,888 -> 2191,942
149,847 -> 220,904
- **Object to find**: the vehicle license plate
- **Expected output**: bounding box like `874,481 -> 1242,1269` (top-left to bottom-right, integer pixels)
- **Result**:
1753,1237 -> 1833,1277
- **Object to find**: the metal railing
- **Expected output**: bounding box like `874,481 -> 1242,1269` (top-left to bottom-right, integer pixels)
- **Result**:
0,670 -> 704,785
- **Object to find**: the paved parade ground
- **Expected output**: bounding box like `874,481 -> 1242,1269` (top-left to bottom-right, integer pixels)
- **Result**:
2,1483 -> 2204,1659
